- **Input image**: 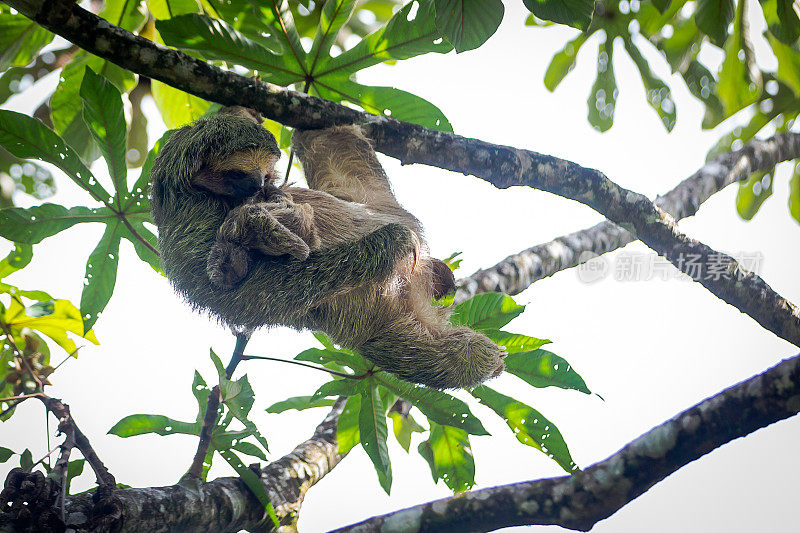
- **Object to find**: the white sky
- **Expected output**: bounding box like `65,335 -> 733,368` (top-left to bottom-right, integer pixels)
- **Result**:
2,1 -> 799,532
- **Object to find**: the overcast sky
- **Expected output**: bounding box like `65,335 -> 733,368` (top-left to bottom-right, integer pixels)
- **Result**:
2,1 -> 799,532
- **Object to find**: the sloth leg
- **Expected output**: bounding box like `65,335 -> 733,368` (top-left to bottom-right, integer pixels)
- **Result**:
217,203 -> 311,260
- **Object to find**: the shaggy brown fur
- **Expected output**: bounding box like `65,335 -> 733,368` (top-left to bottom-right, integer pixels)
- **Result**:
150,108 -> 505,389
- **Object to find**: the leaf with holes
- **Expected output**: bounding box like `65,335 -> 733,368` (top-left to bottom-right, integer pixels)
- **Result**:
313,75 -> 453,131
81,224 -> 121,332
471,385 -> 579,473
623,37 -> 676,131
217,448 -> 279,527
0,204 -> 110,244
736,168 -> 774,220
587,37 -> 617,132
307,0 -> 358,71
108,414 -> 200,437
151,81 -> 212,129
450,292 -> 525,331
3,297 -> 97,352
417,421 -> 474,492
311,378 -> 363,401
433,0 -> 504,53
505,348 -> 591,394
296,346 -> 370,372
389,409 -> 425,452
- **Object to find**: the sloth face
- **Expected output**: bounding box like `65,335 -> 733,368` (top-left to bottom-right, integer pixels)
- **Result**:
191,148 -> 279,199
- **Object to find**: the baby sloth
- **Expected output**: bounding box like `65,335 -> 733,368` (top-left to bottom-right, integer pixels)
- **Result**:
150,107 -> 505,389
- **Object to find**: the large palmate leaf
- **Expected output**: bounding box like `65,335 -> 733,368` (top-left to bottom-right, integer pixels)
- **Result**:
544,32 -> 591,91
0,70 -> 162,332
315,0 -> 453,77
504,349 -> 591,394
759,0 -> 800,44
623,37 -> 676,131
587,37 -> 617,132
716,0 -> 761,115
695,0 -> 735,46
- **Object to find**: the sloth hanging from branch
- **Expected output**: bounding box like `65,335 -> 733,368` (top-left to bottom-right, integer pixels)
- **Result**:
149,106 -> 506,389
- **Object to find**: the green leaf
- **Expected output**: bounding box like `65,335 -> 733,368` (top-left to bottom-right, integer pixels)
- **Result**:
337,393 -> 361,454
19,449 -> 32,470
623,38 -> 677,131
359,381 -> 392,493
311,378 -> 363,400
505,349 -> 591,394
736,168 -> 774,220
376,373 -> 489,436
64,459 -> 85,495
0,243 -> 32,279
0,13 -> 53,71
156,14 -> 301,85
522,0 -> 594,31
0,110 -> 110,203
190,371 -> 211,423
317,0 -> 453,76
695,0 -> 735,46
433,0 -> 504,53
682,60 -> 725,129
0,446 -> 13,462
3,298 -> 98,353
50,51 -> 133,163
80,223 -> 121,331
0,204 -> 110,244
231,441 -> 268,461
151,81 -> 212,129
119,221 -> 162,274
481,330 -> 550,353
266,395 -> 336,413
389,409 -> 424,452
789,162 -> 800,224
652,0 -> 672,13
543,33 -> 589,91
296,346 -> 369,372
108,414 -> 199,437
80,68 -> 128,201
100,0 -> 146,32
417,421 -> 474,492
587,37 -> 617,132
759,0 -> 800,44
471,385 -> 578,473
223,375 -> 270,453
313,76 -> 453,132
450,292 -> 525,331
217,448 -> 279,527
307,0 -> 357,72
768,35 -> 800,96
148,0 -> 202,19
716,0 -> 761,115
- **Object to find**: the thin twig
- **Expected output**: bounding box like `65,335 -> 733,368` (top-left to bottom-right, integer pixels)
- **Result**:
30,442 -> 61,471
53,429 -> 75,521
240,354 -> 367,379
185,385 -> 221,480
0,392 -> 44,402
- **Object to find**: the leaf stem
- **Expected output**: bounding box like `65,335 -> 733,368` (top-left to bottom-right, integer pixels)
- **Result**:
240,354 -> 365,379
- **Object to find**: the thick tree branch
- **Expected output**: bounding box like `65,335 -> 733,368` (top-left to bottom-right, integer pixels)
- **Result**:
457,132 -> 800,300
332,353 -> 800,533
7,0 -> 800,347
61,400 -> 345,532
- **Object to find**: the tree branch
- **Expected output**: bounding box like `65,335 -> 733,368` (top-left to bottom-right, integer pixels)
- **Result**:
61,399 -> 345,531
331,353 -> 800,533
457,132 -> 800,300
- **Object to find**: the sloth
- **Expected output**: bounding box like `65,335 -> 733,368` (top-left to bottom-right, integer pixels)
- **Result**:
150,107 -> 505,389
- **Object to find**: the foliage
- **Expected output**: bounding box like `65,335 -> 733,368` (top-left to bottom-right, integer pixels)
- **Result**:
0,0 -> 795,520
527,0 -> 800,222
